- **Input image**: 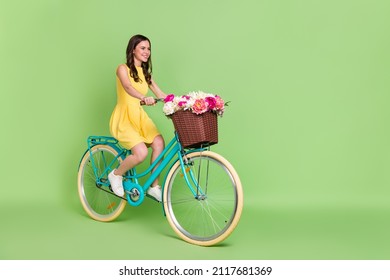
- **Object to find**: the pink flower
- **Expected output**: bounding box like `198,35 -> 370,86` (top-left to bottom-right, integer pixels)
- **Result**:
192,99 -> 208,115
215,95 -> 225,110
178,101 -> 187,107
205,96 -> 216,110
164,94 -> 175,103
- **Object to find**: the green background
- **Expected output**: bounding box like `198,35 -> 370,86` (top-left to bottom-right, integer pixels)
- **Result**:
1,0 -> 390,259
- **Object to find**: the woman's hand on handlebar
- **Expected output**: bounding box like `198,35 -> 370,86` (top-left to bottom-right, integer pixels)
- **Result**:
141,96 -> 156,106
140,97 -> 164,106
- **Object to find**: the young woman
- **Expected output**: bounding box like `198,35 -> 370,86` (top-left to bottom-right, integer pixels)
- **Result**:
108,34 -> 167,201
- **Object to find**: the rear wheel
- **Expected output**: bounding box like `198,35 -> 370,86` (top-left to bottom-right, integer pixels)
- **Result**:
163,151 -> 243,246
77,144 -> 126,222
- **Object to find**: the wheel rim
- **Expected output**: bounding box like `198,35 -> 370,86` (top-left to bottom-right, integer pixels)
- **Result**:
166,154 -> 239,243
78,145 -> 126,221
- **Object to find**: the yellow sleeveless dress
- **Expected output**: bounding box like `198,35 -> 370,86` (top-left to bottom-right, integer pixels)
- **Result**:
109,65 -> 160,149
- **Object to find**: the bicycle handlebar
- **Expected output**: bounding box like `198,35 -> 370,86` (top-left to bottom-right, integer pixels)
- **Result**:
140,98 -> 164,106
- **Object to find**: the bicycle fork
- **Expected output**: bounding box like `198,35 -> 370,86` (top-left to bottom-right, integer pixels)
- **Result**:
179,151 -> 209,200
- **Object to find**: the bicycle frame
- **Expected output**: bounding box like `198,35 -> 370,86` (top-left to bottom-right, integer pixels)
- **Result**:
83,133 -> 208,206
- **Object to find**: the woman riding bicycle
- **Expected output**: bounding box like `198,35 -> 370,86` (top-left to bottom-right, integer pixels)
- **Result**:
108,34 -> 167,201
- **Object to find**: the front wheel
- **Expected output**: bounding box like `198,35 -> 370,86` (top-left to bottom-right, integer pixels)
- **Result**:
77,144 -> 127,222
163,151 -> 243,246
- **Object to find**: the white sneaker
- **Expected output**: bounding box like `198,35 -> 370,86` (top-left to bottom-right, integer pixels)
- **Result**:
108,169 -> 124,196
147,186 -> 162,202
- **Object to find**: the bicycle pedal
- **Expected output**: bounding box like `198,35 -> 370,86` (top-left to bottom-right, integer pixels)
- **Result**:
125,189 -> 139,196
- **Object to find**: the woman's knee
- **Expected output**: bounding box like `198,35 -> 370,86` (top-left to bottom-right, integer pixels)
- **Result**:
131,143 -> 148,163
152,135 -> 165,151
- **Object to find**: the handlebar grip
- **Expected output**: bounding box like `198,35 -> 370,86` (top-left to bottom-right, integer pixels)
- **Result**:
140,98 -> 164,105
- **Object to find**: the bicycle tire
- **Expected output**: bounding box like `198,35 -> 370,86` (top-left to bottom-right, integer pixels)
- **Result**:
77,144 -> 127,222
163,151 -> 243,246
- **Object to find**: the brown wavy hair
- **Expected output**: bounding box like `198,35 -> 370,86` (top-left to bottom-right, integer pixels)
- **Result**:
125,34 -> 152,85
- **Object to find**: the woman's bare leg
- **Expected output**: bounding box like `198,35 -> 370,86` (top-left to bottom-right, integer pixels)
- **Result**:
149,135 -> 165,187
114,142 -> 148,176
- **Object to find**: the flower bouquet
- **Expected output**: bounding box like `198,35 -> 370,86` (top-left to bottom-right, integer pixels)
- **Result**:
163,91 -> 226,116
163,91 -> 226,148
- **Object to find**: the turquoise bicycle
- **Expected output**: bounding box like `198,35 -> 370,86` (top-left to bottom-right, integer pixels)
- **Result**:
77,109 -> 243,246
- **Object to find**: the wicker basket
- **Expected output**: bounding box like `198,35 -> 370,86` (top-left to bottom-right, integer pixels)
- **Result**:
170,110 -> 218,148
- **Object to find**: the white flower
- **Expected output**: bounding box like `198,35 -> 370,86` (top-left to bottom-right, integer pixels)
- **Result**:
163,102 -> 176,115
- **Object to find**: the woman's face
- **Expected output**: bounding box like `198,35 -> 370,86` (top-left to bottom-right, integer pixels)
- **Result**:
133,40 -> 151,66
